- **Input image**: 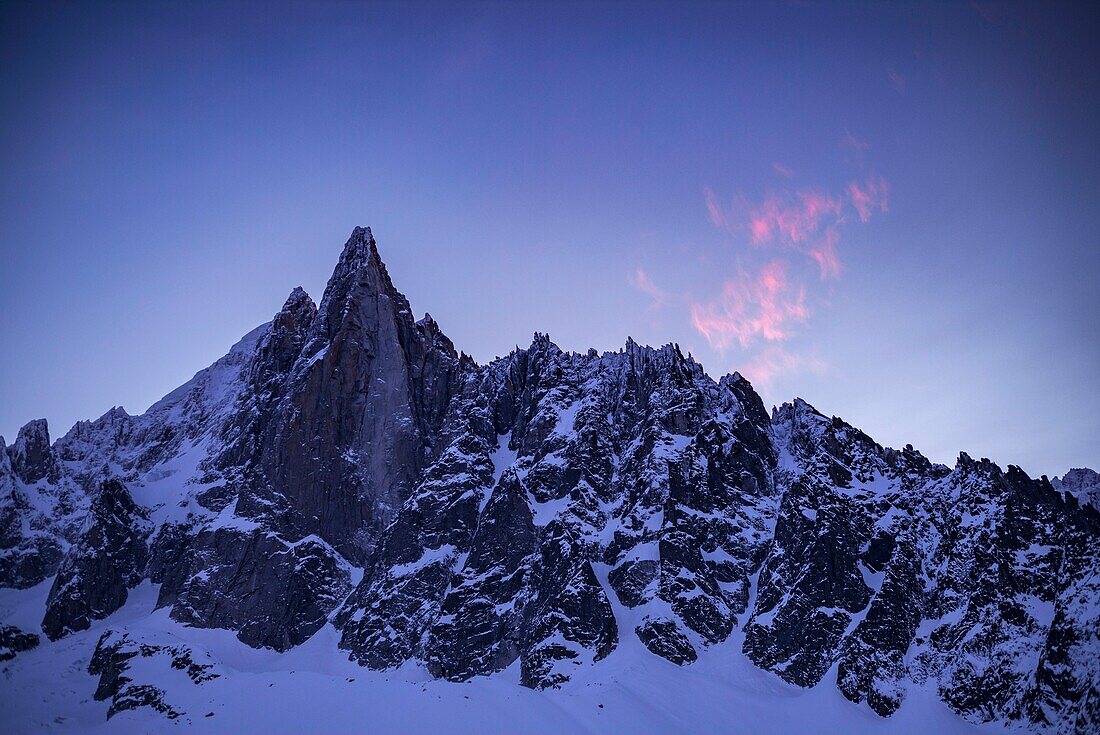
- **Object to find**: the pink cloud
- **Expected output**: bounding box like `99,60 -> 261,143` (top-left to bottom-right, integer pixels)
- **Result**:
805,227 -> 842,280
705,176 -> 889,281
748,190 -> 842,247
689,261 -> 810,351
697,152 -> 892,380
628,266 -> 669,309
741,345 -> 826,386
848,174 -> 889,222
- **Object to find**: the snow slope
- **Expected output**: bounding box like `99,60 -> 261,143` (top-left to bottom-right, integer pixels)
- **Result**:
0,580 -> 1008,735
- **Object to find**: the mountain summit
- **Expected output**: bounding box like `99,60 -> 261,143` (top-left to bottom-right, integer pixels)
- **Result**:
1,228 -> 1096,733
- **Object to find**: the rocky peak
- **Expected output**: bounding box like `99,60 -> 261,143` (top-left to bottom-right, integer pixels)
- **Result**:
525,332 -> 563,365
780,396 -> 823,419
305,226 -> 412,347
954,451 -> 1001,476
247,227 -> 462,561
261,287 -> 317,371
56,408 -> 134,463
719,372 -> 771,429
211,287 -> 318,474
1052,467 -> 1100,508
0,435 -> 14,493
8,418 -> 57,484
623,338 -> 696,375
283,284 -> 312,309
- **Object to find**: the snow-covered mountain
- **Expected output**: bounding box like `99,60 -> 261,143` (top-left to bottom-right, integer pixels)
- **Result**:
2,227 -> 1096,734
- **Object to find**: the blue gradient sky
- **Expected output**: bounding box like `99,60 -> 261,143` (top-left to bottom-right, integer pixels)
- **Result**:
1,1 -> 1097,477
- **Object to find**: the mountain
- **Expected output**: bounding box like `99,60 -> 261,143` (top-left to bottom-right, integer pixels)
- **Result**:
1,227 -> 1096,734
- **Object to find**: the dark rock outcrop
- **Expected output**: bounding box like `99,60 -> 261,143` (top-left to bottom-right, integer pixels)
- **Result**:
212,286 -> 317,478
0,430 -> 68,588
426,470 -> 539,680
837,535 -> 924,716
164,527 -> 352,651
520,520 -> 617,689
41,479 -> 151,640
0,625 -> 40,661
244,227 -> 461,562
89,629 -> 218,720
8,419 -> 59,485
337,420 -> 496,669
0,492 -> 65,589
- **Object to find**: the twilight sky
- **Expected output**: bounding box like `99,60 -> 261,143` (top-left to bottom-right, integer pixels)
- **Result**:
1,1 -> 1097,478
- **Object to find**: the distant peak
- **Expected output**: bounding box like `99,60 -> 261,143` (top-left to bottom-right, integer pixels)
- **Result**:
722,371 -> 756,392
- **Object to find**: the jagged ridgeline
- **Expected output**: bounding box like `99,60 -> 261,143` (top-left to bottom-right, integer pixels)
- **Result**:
1,227 -> 1096,731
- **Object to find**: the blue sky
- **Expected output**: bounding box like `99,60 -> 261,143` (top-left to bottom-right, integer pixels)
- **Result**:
1,1 -> 1097,477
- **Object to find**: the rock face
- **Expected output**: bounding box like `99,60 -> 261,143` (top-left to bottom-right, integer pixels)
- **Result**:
520,519 -> 618,689
162,527 -> 352,651
741,402 -> 1100,734
243,227 -> 461,562
0,425 -> 70,589
1,227 -> 1096,733
426,469 -> 540,681
9,419 -> 59,485
212,286 -> 317,477
337,414 -> 496,670
41,479 -> 152,640
0,625 -> 40,661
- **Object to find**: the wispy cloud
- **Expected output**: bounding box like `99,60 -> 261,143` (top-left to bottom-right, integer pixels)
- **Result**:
707,187 -> 851,281
690,260 -> 810,351
695,161 -> 890,382
747,190 -> 842,249
627,266 -> 669,309
703,187 -> 733,233
848,174 -> 889,222
741,344 -> 826,387
804,227 -> 842,280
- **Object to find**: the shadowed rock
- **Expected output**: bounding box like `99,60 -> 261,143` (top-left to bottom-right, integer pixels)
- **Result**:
164,528 -> 351,651
244,227 -> 462,562
41,479 -> 151,640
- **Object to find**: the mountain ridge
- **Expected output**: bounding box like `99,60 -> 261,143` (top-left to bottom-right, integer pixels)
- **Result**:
1,227 -> 1096,733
